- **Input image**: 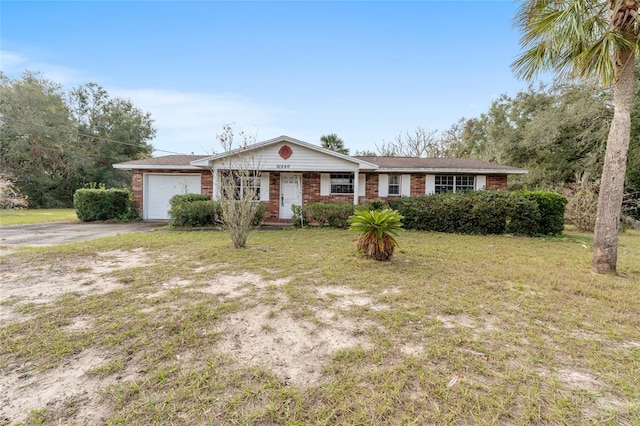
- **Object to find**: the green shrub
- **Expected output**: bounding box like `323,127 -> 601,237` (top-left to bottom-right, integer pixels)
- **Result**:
292,205 -> 305,227
623,192 -> 640,221
304,203 -> 355,228
519,190 -> 567,235
252,202 -> 268,227
74,188 -> 137,222
349,209 -> 403,261
505,196 -> 542,235
168,199 -> 221,227
168,193 -> 267,228
389,193 -> 505,234
363,199 -> 389,211
389,190 -> 565,236
169,193 -> 211,208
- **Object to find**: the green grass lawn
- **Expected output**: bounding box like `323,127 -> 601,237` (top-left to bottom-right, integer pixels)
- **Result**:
0,208 -> 78,225
1,227 -> 638,424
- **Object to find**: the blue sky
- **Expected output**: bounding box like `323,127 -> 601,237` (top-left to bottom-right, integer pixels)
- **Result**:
1,1 -> 540,156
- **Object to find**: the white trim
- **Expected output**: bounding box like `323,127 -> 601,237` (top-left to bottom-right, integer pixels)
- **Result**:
378,174 -> 389,197
114,164 -> 201,170
401,174 -> 411,197
260,172 -> 270,201
358,174 -> 366,197
476,175 -> 487,191
320,173 -> 330,196
425,174 -> 435,195
353,171 -> 359,205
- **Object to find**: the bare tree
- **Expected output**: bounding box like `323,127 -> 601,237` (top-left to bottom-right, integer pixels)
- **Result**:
215,124 -> 263,249
353,149 -> 377,156
376,127 -> 441,157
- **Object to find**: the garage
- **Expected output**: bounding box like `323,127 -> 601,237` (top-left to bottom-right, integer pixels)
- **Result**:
144,174 -> 202,220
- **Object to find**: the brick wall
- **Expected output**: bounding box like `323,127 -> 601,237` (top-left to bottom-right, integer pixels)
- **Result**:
411,174 -> 426,197
131,169 -> 511,222
486,175 -> 508,190
365,174 -> 378,199
131,170 -> 144,212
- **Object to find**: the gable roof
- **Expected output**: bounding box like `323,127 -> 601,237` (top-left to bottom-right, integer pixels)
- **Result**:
353,156 -> 528,174
113,137 -> 527,175
189,135 -> 378,169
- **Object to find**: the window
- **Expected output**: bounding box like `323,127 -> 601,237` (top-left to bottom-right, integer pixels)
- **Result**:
222,171 -> 261,200
388,175 -> 400,195
435,175 -> 475,193
330,173 -> 354,194
242,175 -> 261,200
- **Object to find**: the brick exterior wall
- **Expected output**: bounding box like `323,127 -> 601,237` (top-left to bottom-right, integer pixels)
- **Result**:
411,174 -> 426,197
486,175 -> 508,190
364,173 -> 378,199
131,169 -> 511,222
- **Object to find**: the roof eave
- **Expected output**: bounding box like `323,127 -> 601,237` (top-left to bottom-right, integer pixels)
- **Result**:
112,164 -> 204,170
376,168 -> 528,174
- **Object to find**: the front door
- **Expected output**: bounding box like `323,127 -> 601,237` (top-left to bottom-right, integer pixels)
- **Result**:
280,174 -> 301,219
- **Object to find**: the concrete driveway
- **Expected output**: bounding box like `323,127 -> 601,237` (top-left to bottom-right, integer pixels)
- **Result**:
0,222 -> 160,249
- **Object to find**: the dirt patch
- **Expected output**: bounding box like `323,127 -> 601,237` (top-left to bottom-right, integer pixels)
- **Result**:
0,249 -> 150,323
0,348 -> 138,425
0,260 -> 384,423
197,272 -> 289,299
216,304 -> 369,385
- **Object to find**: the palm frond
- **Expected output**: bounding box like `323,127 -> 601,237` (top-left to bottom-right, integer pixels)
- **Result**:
511,0 -> 636,85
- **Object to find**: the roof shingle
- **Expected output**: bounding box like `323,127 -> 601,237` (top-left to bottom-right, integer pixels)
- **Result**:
353,156 -> 524,171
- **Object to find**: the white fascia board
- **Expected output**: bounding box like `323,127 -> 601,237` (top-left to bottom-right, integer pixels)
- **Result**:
376,168 -> 528,175
189,135 -> 379,170
112,164 -> 202,170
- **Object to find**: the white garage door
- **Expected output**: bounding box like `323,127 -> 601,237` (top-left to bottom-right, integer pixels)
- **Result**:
145,174 -> 202,220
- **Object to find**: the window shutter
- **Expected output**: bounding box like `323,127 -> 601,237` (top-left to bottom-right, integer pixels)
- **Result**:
476,175 -> 486,191
260,172 -> 270,201
320,173 -> 330,196
358,174 -> 366,196
378,174 -> 389,197
425,174 -> 435,195
401,174 -> 411,196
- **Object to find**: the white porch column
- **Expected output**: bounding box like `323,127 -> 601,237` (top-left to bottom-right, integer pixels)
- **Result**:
353,170 -> 359,205
212,167 -> 221,200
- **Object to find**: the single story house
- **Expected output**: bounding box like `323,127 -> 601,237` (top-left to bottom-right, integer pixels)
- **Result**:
113,135 -> 527,222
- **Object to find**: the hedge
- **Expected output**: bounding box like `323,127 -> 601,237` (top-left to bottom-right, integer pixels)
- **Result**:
299,203 -> 355,228
519,190 -> 567,235
74,188 -> 137,222
167,193 -> 267,227
388,190 -> 566,236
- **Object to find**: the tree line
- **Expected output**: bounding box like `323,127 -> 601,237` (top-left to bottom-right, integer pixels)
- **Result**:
347,79 -> 639,193
0,71 -> 155,208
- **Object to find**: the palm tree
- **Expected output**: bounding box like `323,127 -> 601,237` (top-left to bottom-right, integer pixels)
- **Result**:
320,133 -> 349,155
512,0 -> 639,274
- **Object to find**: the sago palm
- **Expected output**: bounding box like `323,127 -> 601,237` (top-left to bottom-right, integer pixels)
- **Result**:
512,0 -> 640,274
349,209 -> 403,261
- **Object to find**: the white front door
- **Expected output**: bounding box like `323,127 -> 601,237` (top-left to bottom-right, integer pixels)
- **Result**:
280,174 -> 301,219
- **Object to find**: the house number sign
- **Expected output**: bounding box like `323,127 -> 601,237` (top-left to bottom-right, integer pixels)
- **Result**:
276,164 -> 291,169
